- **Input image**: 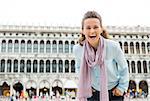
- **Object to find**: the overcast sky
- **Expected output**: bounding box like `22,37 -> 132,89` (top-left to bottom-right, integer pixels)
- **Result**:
0,0 -> 149,26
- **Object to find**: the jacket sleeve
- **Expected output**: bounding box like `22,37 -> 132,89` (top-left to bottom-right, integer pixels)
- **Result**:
114,42 -> 129,93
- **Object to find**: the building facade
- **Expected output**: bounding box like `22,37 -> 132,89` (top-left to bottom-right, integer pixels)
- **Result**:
0,25 -> 149,98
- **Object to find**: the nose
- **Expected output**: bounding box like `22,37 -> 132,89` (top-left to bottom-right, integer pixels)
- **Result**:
90,28 -> 95,33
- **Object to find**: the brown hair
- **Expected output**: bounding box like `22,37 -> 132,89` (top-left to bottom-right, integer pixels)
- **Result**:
79,11 -> 110,45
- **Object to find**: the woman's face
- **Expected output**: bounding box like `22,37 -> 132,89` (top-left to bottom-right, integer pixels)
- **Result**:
82,18 -> 103,48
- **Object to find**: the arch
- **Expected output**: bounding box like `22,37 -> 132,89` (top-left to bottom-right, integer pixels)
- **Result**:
71,60 -> 75,73
65,60 -> 69,73
139,80 -> 148,97
46,40 -> 51,53
27,40 -> 32,53
39,60 -> 44,73
131,61 -> 135,73
52,79 -> 63,95
130,42 -> 134,54
33,60 -> 38,73
33,40 -> 38,53
0,81 -> 10,96
13,81 -> 24,96
46,60 -> 51,73
52,40 -> 57,53
136,42 -> 140,54
137,61 -> 141,73
52,60 -> 57,73
40,40 -> 44,53
143,61 -> 147,73
128,80 -> 136,97
71,41 -> 75,53
124,42 -> 128,54
26,80 -> 37,97
58,40 -> 63,53
1,40 -> 6,52
141,42 -> 146,54
65,41 -> 69,53
58,60 -> 63,73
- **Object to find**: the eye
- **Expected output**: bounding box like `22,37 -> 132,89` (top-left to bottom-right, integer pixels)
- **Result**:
86,26 -> 91,30
93,26 -> 99,29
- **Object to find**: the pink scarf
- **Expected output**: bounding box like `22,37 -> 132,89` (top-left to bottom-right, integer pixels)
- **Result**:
77,37 -> 109,101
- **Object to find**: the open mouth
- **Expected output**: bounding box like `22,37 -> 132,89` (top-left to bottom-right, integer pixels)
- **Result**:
89,36 -> 96,39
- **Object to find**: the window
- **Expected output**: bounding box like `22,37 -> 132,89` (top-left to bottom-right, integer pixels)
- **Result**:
33,41 -> 38,53
33,60 -> 38,73
20,60 -> 25,73
58,60 -> 63,73
46,60 -> 50,73
39,60 -> 44,73
46,41 -> 51,53
52,40 -> 57,53
58,41 -> 63,53
14,60 -> 18,72
1,40 -> 6,52
40,40 -> 44,53
8,40 -> 13,52
27,40 -> 32,53
21,40 -> 25,53
52,60 -> 57,73
14,40 -> 19,53
65,60 -> 69,73
65,41 -> 69,53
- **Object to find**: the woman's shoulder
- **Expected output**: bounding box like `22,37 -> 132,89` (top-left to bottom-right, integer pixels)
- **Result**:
104,38 -> 120,50
73,44 -> 83,55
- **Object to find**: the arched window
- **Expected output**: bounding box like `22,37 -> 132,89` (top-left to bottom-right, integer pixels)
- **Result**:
71,41 -> 75,53
0,59 -> 5,72
124,42 -> 128,54
131,61 -> 135,73
46,60 -> 50,73
40,40 -> 44,53
1,40 -> 6,52
136,42 -> 140,54
7,60 -> 11,72
14,60 -> 18,72
52,60 -> 57,73
33,41 -> 38,53
143,61 -> 147,73
71,60 -> 75,73
137,61 -> 141,73
58,60 -> 63,73
27,40 -> 32,53
27,60 -> 31,73
39,60 -> 44,73
52,40 -> 57,53
33,60 -> 38,73
14,40 -> 19,53
58,41 -> 63,53
65,41 -> 69,53
8,40 -> 13,52
20,60 -> 25,73
130,42 -> 134,54
21,40 -> 25,53
65,60 -> 69,73
46,41 -> 51,53
141,42 -> 146,54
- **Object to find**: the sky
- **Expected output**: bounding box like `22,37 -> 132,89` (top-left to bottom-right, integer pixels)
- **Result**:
0,0 -> 150,27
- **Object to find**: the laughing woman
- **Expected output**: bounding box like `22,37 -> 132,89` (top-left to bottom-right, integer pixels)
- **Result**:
73,11 -> 129,101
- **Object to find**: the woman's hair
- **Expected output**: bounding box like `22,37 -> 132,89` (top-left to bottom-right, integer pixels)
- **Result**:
79,11 -> 110,45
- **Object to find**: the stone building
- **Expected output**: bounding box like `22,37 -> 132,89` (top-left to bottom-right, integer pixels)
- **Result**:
0,25 -> 149,98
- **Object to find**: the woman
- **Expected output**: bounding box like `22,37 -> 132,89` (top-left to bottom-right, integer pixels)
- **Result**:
73,11 -> 129,101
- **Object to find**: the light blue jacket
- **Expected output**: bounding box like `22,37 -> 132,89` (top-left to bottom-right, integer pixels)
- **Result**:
73,38 -> 129,93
